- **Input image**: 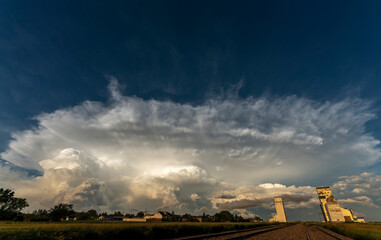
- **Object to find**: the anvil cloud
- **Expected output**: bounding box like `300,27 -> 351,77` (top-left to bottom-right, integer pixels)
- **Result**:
0,78 -> 380,219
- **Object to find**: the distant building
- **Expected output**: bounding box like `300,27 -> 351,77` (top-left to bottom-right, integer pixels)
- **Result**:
97,215 -> 124,221
316,187 -> 365,223
107,216 -> 124,221
269,196 -> 287,222
123,217 -> 146,222
356,217 -> 366,223
250,216 -> 263,222
144,211 -> 173,222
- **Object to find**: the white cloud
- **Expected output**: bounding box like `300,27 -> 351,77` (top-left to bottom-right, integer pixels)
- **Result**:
332,172 -> 381,211
339,196 -> 379,209
211,184 -> 319,211
259,183 -> 286,189
352,188 -> 367,194
0,78 -> 380,216
232,209 -> 259,219
190,193 -> 200,201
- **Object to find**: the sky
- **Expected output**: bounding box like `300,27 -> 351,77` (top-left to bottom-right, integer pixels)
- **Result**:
0,0 -> 381,221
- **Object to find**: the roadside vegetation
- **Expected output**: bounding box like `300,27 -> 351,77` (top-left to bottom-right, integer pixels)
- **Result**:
0,221 -> 276,240
318,223 -> 381,240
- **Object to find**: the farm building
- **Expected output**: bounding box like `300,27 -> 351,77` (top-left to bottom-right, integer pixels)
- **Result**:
144,211 -> 173,221
123,217 -> 146,222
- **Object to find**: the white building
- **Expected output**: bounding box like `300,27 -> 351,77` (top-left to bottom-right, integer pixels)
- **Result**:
144,211 -> 173,221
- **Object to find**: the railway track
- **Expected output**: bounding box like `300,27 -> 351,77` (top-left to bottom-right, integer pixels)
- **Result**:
173,224 -> 288,240
306,225 -> 311,240
174,223 -> 351,240
306,225 -> 351,240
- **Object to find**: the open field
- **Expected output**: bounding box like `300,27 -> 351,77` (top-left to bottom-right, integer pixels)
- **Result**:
317,222 -> 381,240
2,221 -> 381,240
0,221 -> 278,240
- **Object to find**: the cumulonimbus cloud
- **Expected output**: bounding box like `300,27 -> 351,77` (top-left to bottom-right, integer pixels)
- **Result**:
0,78 -> 380,217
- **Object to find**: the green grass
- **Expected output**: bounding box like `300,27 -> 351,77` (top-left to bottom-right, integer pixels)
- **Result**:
315,223 -> 381,240
0,221 -> 277,240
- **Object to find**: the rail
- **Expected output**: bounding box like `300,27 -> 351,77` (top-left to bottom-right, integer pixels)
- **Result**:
306,225 -> 348,240
223,225 -> 288,240
314,226 -> 346,240
174,224 -> 287,240
306,225 -> 311,240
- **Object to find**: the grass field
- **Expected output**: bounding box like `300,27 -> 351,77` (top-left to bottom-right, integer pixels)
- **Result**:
0,221 -> 277,240
318,222 -> 381,240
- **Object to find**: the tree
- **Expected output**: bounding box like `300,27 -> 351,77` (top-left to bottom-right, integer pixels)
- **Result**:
214,211 -> 234,222
100,212 -> 108,217
233,214 -> 244,222
0,188 -> 29,220
113,211 -> 123,216
182,213 -> 194,221
253,216 -> 263,222
136,211 -> 145,218
87,209 -> 98,219
33,209 -> 49,216
49,203 -> 75,221
124,213 -> 135,218
74,211 -> 88,220
25,209 -> 50,222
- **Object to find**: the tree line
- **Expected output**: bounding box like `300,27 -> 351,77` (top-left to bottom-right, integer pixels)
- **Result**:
1,188 -> 262,222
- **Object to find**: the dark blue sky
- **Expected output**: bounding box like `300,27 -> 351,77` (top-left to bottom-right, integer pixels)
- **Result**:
2,1 -> 381,220
1,0 -> 381,153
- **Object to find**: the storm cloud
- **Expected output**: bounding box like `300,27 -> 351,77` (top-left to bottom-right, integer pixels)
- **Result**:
0,78 -> 380,217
